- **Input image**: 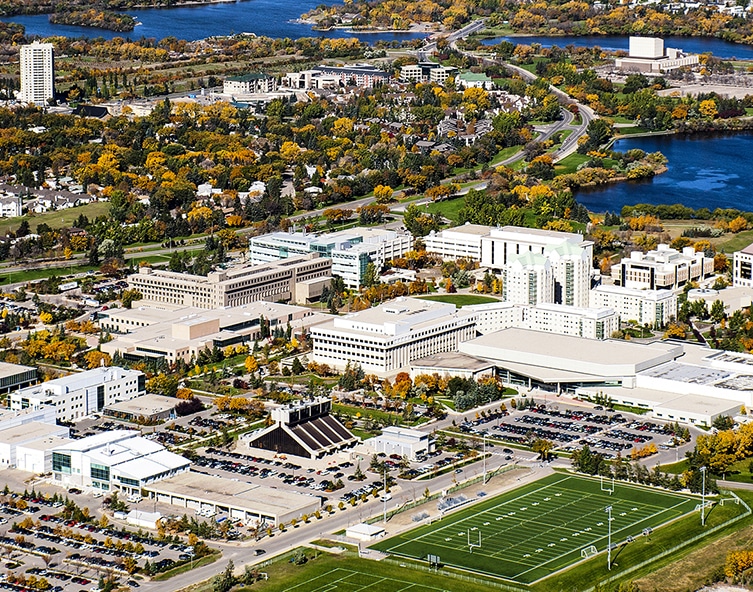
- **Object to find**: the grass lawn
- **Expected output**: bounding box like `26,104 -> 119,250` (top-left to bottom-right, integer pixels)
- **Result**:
0,263 -> 99,286
658,459 -> 690,474
425,196 -> 466,225
554,153 -> 590,175
714,228 -> 753,253
0,201 -> 110,235
419,294 -> 500,307
615,126 -> 652,136
717,456 -> 753,483
371,473 -> 701,585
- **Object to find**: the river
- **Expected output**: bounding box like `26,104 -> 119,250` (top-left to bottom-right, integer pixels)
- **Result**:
0,0 -> 427,42
575,133 -> 753,213
481,34 -> 753,61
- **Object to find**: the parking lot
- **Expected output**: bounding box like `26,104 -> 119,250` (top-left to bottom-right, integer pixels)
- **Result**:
460,403 -> 681,460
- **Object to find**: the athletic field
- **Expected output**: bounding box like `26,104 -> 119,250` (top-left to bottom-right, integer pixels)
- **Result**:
372,473 -> 699,584
285,568 -> 456,592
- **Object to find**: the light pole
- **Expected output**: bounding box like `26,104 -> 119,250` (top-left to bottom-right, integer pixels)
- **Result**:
605,505 -> 613,571
700,466 -> 707,526
483,434 -> 486,484
383,465 -> 387,523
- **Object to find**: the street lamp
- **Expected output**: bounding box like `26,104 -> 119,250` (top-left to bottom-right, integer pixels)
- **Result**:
383,464 -> 388,523
700,466 -> 707,526
605,505 -> 613,571
482,434 -> 486,484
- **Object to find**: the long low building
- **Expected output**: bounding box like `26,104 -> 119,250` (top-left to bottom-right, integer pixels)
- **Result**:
145,472 -> 320,527
0,422 -> 69,473
0,362 -> 38,394
127,254 -> 331,309
459,327 -> 681,392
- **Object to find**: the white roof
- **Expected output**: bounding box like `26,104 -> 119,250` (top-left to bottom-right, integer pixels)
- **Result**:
347,523 -> 385,536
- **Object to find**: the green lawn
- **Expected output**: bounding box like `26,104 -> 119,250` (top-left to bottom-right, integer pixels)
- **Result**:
714,228 -> 753,253
425,196 -> 467,225
0,201 -> 110,235
371,473 -> 700,585
0,263 -> 99,286
554,153 -> 590,175
419,294 -> 500,307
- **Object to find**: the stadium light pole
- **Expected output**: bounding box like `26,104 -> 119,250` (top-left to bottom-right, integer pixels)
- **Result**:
383,465 -> 387,523
605,505 -> 613,571
700,466 -> 707,526
483,434 -> 486,484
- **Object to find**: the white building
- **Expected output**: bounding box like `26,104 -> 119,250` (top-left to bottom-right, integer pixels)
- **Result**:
10,367 -> 146,423
311,297 -> 476,374
615,36 -> 699,73
223,73 -> 277,95
19,42 -> 54,106
0,195 -> 22,218
51,430 -> 190,493
0,422 -> 70,473
249,228 -> 412,289
423,223 -> 490,261
589,284 -> 677,328
611,245 -> 714,290
481,226 -> 593,307
733,242 -> 753,288
502,252 -> 554,306
365,426 -> 434,461
464,301 -> 619,340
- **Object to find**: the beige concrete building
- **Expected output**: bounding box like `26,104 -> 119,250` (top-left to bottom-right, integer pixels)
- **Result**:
733,241 -> 753,288
611,245 -> 714,290
127,254 -> 331,308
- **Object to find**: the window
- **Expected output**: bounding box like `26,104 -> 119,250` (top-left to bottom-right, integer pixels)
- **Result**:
52,452 -> 71,474
90,463 -> 110,482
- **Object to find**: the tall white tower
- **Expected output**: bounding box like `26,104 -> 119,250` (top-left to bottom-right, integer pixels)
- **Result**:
19,42 -> 54,106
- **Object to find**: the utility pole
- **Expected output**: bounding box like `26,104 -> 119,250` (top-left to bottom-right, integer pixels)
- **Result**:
605,505 -> 613,571
700,466 -> 707,526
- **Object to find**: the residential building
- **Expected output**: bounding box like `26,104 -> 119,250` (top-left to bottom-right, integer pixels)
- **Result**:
51,430 -> 190,493
19,42 -> 54,105
456,71 -> 494,90
311,64 -> 389,88
733,242 -> 753,287
589,284 -> 677,328
310,297 -> 476,374
423,223 -> 490,261
429,66 -> 457,85
615,36 -> 699,73
223,73 -> 277,95
249,228 -> 412,289
242,397 -> 357,459
611,245 -> 714,290
464,301 -> 619,340
100,301 -> 324,364
10,367 -> 146,423
502,252 -> 554,306
481,225 -> 593,307
127,254 -> 331,308
365,426 -> 434,461
0,195 -> 22,218
284,69 -> 339,90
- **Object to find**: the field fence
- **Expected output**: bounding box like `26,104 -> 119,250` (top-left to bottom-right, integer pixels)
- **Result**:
586,490 -> 752,592
382,557 -> 527,592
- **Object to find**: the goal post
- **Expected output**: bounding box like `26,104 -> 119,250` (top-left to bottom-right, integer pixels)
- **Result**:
467,528 -> 481,553
581,545 -> 598,559
601,475 -> 615,495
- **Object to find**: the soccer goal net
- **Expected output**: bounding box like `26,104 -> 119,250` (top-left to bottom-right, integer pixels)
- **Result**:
695,500 -> 714,511
720,497 -> 741,506
581,545 -> 598,559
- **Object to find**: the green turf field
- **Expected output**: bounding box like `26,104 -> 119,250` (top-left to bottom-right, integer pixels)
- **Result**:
371,473 -> 699,584
284,568 -> 456,592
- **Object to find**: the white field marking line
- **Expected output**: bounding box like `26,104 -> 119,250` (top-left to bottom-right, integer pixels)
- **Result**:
512,496 -> 697,580
285,568 -> 357,592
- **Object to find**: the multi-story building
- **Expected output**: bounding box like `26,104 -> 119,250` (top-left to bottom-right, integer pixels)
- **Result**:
502,252 -> 554,306
249,228 -> 412,289
51,430 -> 189,494
423,223 -> 489,261
733,242 -> 753,287
11,367 -> 146,423
0,195 -> 22,218
311,297 -> 476,374
100,301 -> 325,364
611,245 -> 714,290
465,301 -> 618,340
481,225 -> 593,307
127,254 -> 332,308
19,42 -> 54,105
589,284 -> 678,328
223,73 -> 278,95
311,64 -> 389,88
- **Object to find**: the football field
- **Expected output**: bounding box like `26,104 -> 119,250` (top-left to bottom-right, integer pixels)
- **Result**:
372,473 -> 698,584
284,568 -> 456,592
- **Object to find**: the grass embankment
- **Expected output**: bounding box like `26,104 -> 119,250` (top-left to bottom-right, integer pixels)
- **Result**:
0,202 -> 110,235
419,294 -> 500,307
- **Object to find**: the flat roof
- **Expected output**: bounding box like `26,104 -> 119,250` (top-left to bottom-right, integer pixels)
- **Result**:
19,435 -> 71,452
591,386 -> 741,416
410,351 -> 494,372
0,362 -> 36,379
433,224 -> 491,237
0,421 -> 67,445
105,394 -> 177,416
147,472 -> 318,516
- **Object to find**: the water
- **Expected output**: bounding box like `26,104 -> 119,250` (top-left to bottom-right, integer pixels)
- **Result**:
1,0 -> 427,42
481,34 -> 753,61
575,133 -> 753,213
